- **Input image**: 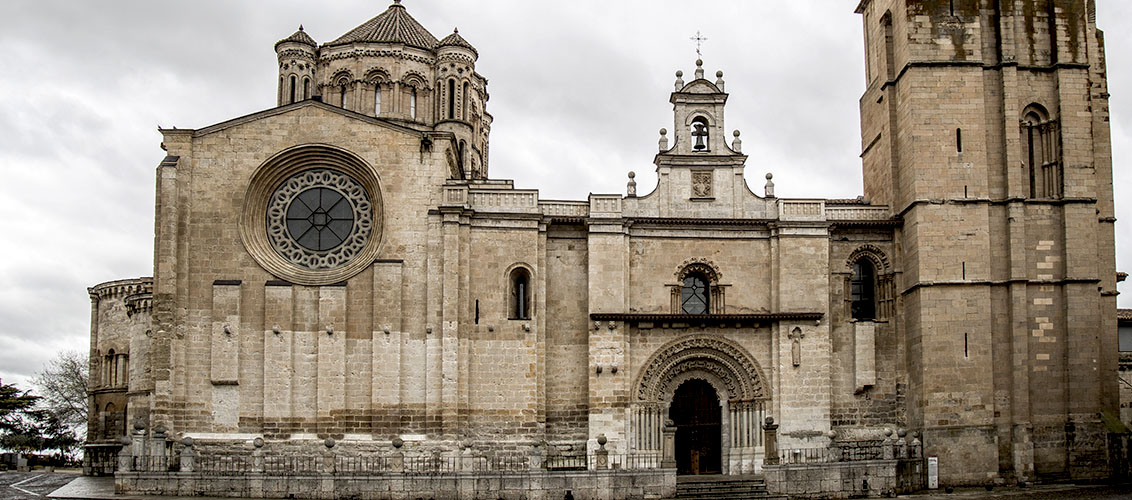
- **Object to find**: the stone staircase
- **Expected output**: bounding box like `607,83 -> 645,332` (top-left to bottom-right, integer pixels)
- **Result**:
675,475 -> 787,500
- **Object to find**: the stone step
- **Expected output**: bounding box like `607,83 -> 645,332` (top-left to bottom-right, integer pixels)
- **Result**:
675,476 -> 780,500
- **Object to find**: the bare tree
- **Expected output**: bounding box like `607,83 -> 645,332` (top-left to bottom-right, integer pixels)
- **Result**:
32,350 -> 88,437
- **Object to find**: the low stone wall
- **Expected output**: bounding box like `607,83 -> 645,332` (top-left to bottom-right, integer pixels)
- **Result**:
116,468 -> 675,500
764,458 -> 925,499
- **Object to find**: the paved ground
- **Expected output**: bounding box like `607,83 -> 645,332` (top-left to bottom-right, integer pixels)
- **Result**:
0,471 -> 82,500
901,483 -> 1132,500
1,470 -> 1129,500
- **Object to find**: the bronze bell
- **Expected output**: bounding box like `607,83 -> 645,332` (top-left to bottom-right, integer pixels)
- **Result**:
692,122 -> 708,151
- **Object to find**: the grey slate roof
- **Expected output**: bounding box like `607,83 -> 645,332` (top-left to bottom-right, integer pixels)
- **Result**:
276,26 -> 316,49
438,29 -> 478,57
328,0 -> 439,50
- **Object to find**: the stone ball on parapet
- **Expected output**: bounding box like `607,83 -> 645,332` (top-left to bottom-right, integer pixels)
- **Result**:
253,437 -> 264,448
628,171 -> 636,179
675,71 -> 683,78
597,434 -> 607,446
717,70 -> 723,78
766,173 -> 773,180
764,416 -> 774,426
120,436 -> 132,445
392,437 -> 404,448
134,419 -> 146,431
324,437 -> 336,448
182,437 -> 193,447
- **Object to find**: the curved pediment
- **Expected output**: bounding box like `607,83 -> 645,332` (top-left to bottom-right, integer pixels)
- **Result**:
679,79 -> 723,95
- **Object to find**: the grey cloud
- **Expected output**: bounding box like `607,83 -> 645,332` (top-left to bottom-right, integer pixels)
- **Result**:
0,0 -> 1128,388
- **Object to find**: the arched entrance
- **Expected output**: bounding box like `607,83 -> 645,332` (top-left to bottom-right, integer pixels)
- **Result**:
631,335 -> 770,475
671,379 -> 721,475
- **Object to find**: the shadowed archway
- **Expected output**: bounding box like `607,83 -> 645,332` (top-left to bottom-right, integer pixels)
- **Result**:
671,379 -> 722,475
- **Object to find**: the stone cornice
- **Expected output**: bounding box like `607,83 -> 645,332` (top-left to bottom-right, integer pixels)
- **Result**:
590,312 -> 823,326
89,277 -> 153,302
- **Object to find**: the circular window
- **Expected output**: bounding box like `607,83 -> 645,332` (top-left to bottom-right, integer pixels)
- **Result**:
266,169 -> 372,269
241,145 -> 383,286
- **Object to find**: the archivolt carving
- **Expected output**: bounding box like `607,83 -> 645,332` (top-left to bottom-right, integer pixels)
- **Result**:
845,244 -> 890,273
634,335 -> 767,403
402,71 -> 429,89
330,69 -> 354,85
365,68 -> 391,84
675,258 -> 722,283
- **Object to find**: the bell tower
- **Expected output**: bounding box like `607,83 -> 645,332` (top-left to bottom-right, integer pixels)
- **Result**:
855,0 -> 1117,485
666,59 -> 732,155
650,59 -> 748,218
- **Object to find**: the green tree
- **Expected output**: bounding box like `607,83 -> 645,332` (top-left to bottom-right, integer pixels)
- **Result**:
0,379 -> 38,428
32,350 -> 88,435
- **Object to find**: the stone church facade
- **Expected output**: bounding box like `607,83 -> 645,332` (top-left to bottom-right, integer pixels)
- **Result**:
85,0 -> 1120,492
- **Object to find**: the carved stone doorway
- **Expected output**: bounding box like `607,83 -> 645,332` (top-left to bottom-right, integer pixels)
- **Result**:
671,379 -> 722,475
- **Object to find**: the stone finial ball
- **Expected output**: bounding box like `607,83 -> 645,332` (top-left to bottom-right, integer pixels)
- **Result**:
120,436 -> 132,445
885,428 -> 894,437
628,171 -> 636,179
134,420 -> 146,431
324,437 -> 336,448
766,173 -> 774,180
392,437 -> 404,449
696,58 -> 703,67
155,425 -> 166,434
898,428 -> 907,438
675,70 -> 683,78
596,434 -> 607,446
253,437 -> 264,448
716,70 -> 724,78
733,130 -> 740,137
827,430 -> 838,439
659,128 -> 667,136
764,416 -> 774,425
182,437 -> 193,447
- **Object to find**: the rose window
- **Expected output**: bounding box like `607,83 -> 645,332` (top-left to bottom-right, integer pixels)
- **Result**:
266,169 -> 372,269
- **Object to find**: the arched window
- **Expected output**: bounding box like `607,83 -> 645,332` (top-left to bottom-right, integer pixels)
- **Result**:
105,349 -> 116,386
462,81 -> 469,120
374,85 -> 382,115
339,82 -> 348,108
509,267 -> 532,320
457,140 -> 466,171
691,116 -> 710,151
850,259 -> 876,320
410,88 -> 418,119
447,79 -> 456,119
278,76 -> 284,105
681,273 -> 710,314
1021,106 -> 1061,199
103,402 -> 119,439
303,77 -> 311,99
289,75 -> 297,104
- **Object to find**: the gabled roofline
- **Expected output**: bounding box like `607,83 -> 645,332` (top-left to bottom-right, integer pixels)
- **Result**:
159,100 -> 429,138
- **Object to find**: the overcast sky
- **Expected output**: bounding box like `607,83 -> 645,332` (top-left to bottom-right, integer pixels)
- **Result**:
0,1 -> 1129,389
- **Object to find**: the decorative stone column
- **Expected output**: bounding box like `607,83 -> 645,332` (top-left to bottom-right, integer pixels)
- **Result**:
391,438 -> 404,473
662,420 -> 677,468
595,434 -> 609,470
252,437 -> 265,473
763,417 -> 779,465
529,443 -> 544,471
179,437 -> 195,473
148,425 -> 167,471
